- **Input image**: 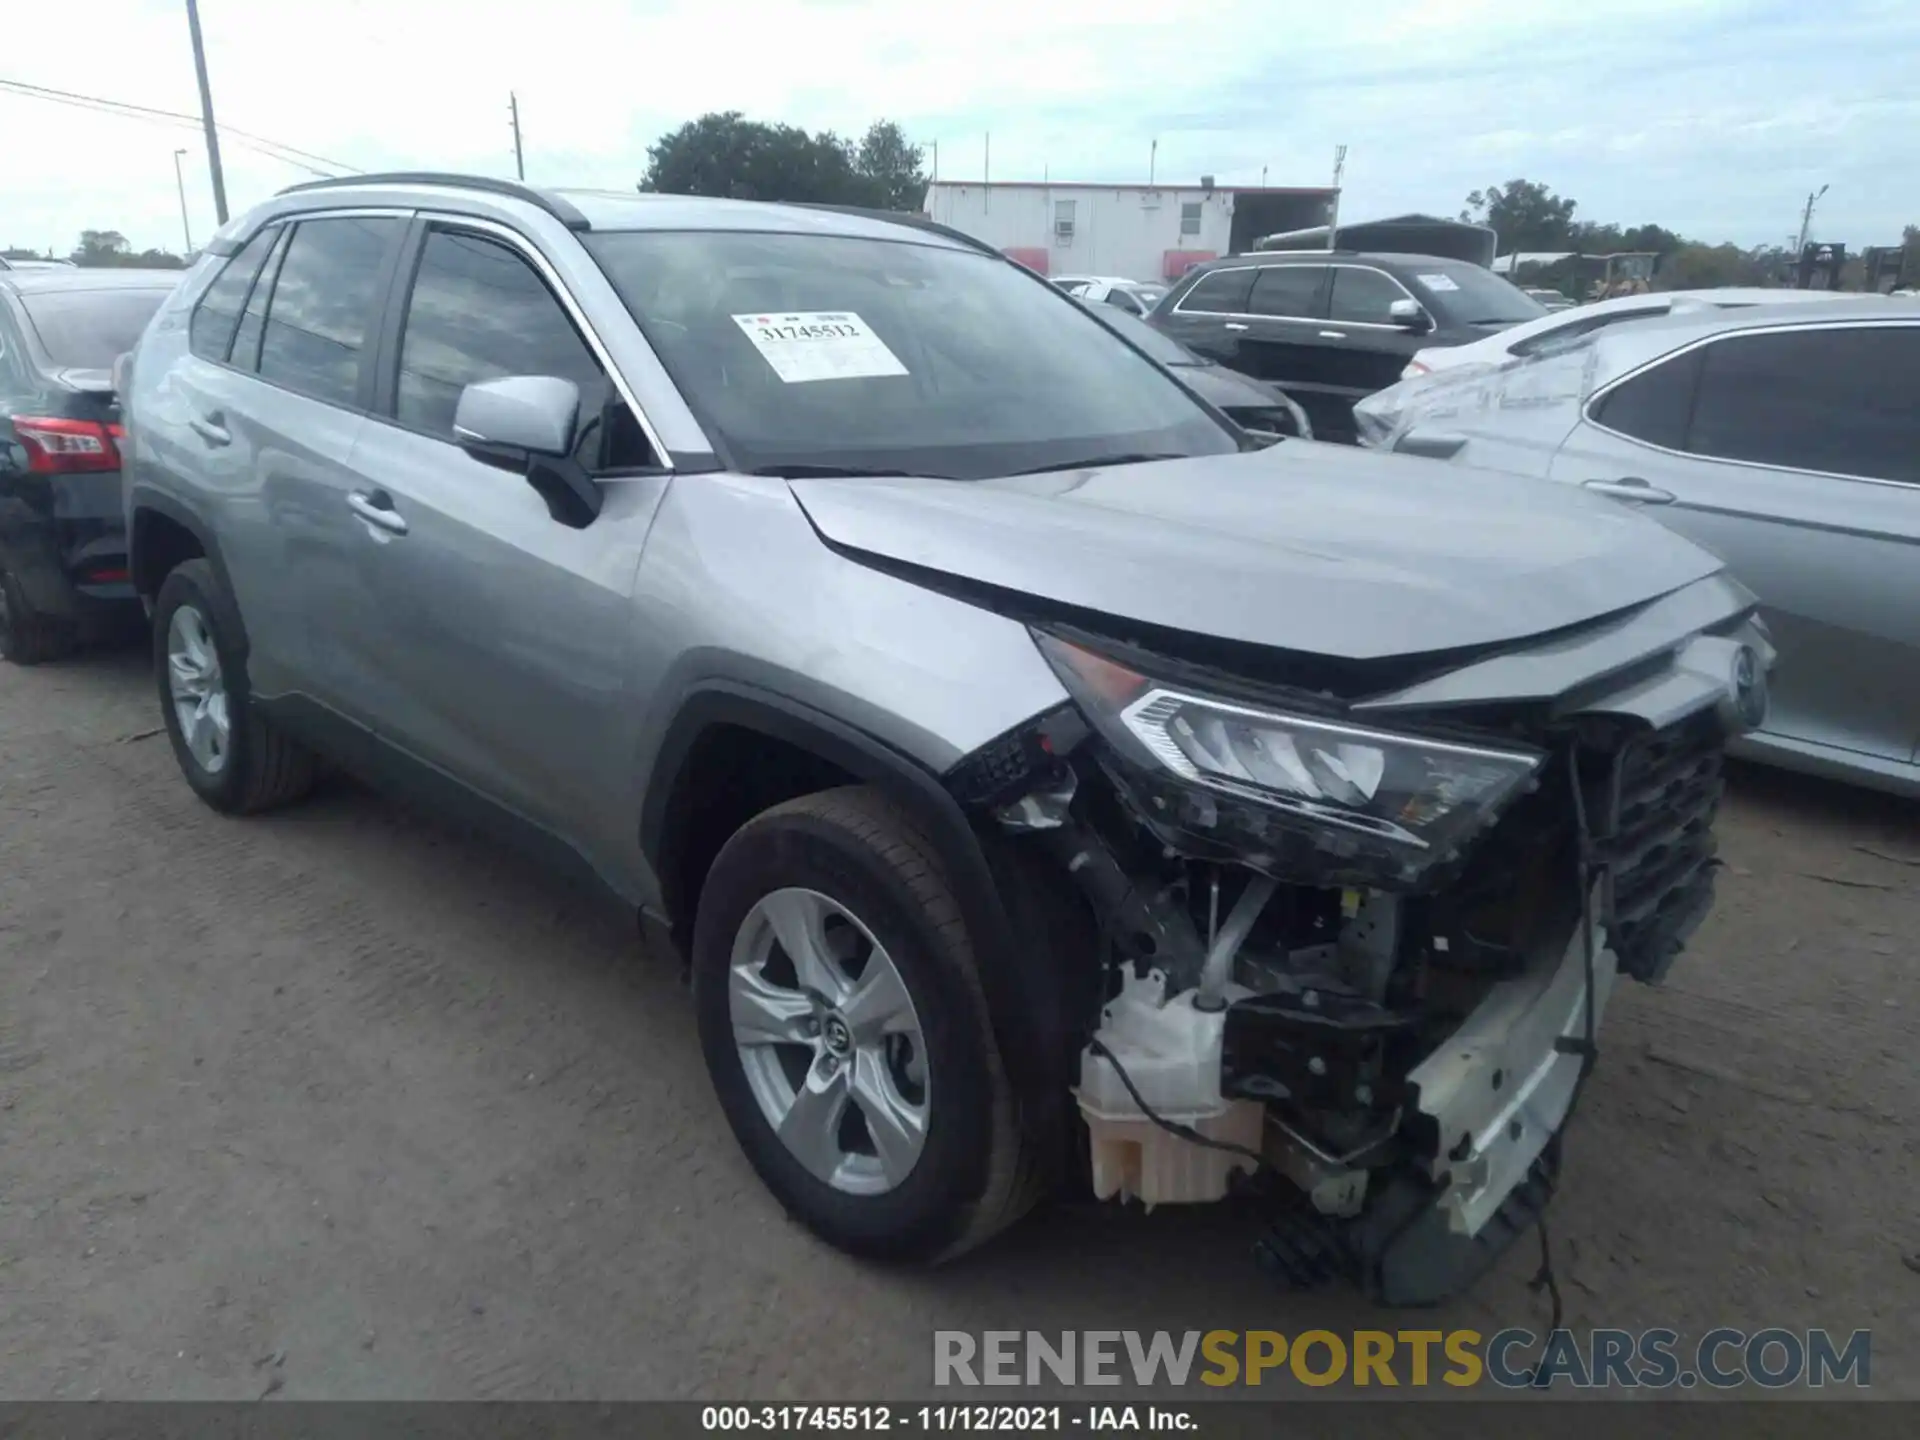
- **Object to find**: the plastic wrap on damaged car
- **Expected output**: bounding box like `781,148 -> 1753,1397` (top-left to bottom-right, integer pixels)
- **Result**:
1352,340 -> 1606,452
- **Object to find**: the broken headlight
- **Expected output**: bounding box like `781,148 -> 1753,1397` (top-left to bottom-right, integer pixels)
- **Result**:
1036,632 -> 1542,886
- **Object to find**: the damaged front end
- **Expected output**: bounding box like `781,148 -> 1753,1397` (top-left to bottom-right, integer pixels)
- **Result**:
951,575 -> 1771,1304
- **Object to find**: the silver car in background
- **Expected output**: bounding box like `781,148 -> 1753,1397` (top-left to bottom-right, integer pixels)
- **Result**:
1357,299 -> 1920,796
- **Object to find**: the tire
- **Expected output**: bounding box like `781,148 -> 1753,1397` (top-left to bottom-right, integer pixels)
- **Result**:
692,785 -> 1045,1263
153,558 -> 316,814
0,564 -> 76,666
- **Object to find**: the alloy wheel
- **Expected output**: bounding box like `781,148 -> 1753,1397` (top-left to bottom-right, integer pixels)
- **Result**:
729,887 -> 931,1195
167,604 -> 231,775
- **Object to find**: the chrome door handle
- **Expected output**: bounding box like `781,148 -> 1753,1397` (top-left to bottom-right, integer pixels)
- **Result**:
1318,329 -> 1347,339
347,490 -> 409,535
188,413 -> 230,447
1584,477 -> 1675,504
1223,322 -> 1249,332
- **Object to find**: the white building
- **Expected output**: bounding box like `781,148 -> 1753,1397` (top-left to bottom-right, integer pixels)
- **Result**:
922,179 -> 1336,283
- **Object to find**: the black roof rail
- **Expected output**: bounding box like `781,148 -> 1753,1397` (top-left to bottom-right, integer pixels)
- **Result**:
790,203 -> 999,258
275,172 -> 591,231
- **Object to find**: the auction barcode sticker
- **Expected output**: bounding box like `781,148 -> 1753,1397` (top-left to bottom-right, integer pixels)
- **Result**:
731,312 -> 908,384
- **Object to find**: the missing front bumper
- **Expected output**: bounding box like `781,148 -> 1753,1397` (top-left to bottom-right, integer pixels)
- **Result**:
1407,913 -> 1616,1237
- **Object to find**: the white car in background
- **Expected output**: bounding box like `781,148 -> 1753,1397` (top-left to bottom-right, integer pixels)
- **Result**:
1402,287 -> 1853,380
1051,274 -> 1168,317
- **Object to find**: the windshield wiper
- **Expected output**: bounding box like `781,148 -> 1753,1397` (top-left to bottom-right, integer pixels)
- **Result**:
1005,452 -> 1186,476
747,463 -> 918,479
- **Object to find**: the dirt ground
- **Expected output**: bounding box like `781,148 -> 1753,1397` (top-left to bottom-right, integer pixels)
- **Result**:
1,642 -> 1915,1402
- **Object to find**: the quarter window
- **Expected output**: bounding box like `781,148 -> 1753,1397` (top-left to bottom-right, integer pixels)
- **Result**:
1686,326 -> 1920,483
1589,347 -> 1701,450
228,228 -> 292,374
188,225 -> 278,363
257,217 -> 402,407
1178,268 -> 1255,315
1327,268 -> 1408,325
1247,266 -> 1325,320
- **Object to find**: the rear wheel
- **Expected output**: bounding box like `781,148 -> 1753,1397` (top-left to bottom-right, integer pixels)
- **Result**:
0,565 -> 76,666
692,786 -> 1042,1262
153,559 -> 316,814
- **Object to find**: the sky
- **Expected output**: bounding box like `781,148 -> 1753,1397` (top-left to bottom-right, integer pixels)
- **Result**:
2,0 -> 1914,259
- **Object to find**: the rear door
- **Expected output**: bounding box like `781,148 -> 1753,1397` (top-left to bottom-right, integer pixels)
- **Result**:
1236,265 -> 1347,439
179,214 -> 410,700
1153,265 -> 1256,367
1549,320 -> 1920,766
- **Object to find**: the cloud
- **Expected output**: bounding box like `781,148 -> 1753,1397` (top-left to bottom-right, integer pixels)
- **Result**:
2,0 -> 1913,258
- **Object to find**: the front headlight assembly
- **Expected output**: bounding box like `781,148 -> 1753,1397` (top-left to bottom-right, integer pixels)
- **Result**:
1035,632 -> 1542,888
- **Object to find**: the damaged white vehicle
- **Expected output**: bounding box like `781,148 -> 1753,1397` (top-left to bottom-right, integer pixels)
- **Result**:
125,179 -> 1772,1306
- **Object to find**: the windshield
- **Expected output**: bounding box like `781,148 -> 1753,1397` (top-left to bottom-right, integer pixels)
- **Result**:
1407,263 -> 1546,327
585,230 -> 1236,479
19,287 -> 171,369
1076,301 -> 1201,366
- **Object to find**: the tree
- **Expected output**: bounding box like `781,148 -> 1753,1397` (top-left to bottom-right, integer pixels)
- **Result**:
640,112 -> 925,210
71,230 -> 130,265
1460,179 -> 1578,252
854,120 -> 927,211
65,230 -> 186,270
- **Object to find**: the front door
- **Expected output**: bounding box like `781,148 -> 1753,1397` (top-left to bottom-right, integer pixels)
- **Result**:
1551,322 -> 1920,767
340,221 -> 672,859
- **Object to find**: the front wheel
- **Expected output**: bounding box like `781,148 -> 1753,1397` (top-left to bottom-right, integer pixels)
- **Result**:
692,786 -> 1042,1262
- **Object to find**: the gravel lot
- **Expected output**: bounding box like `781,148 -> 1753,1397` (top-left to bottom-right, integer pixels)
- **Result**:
1,641 -> 1915,1400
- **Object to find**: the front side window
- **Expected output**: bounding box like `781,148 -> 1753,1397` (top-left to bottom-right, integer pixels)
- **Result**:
1327,268 -> 1409,325
189,225 -> 277,362
1687,325 -> 1920,483
1247,265 -> 1325,319
396,231 -> 611,442
1177,268 -> 1255,314
256,216 -> 402,407
585,229 -> 1235,480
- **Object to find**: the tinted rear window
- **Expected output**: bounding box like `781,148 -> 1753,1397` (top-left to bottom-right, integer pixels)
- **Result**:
20,288 -> 171,369
1687,325 -> 1920,483
1408,264 -> 1546,325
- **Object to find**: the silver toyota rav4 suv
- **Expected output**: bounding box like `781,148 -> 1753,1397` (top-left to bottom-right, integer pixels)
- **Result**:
122,173 -> 1771,1302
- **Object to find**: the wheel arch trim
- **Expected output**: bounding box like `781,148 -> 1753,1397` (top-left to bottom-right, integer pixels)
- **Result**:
639,681 -> 1057,1109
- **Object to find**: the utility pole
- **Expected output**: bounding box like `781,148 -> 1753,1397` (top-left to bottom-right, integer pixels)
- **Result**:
983,132 -> 990,213
1794,183 -> 1828,255
172,148 -> 194,254
1327,144 -> 1348,246
184,0 -> 228,224
1149,138 -> 1157,187
509,92 -> 525,181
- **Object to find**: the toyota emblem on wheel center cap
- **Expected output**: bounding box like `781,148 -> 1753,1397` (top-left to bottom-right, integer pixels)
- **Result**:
822,1015 -> 853,1056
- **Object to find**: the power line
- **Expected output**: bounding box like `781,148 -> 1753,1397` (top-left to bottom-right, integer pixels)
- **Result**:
0,76 -> 359,178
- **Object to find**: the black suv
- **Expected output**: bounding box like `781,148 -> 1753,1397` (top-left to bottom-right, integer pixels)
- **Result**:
1149,251 -> 1546,443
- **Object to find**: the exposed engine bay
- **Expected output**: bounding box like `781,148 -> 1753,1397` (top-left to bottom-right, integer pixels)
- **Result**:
951,600 -> 1768,1304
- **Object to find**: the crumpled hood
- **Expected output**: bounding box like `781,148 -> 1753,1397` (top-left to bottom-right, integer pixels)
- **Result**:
789,444 -> 1724,661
